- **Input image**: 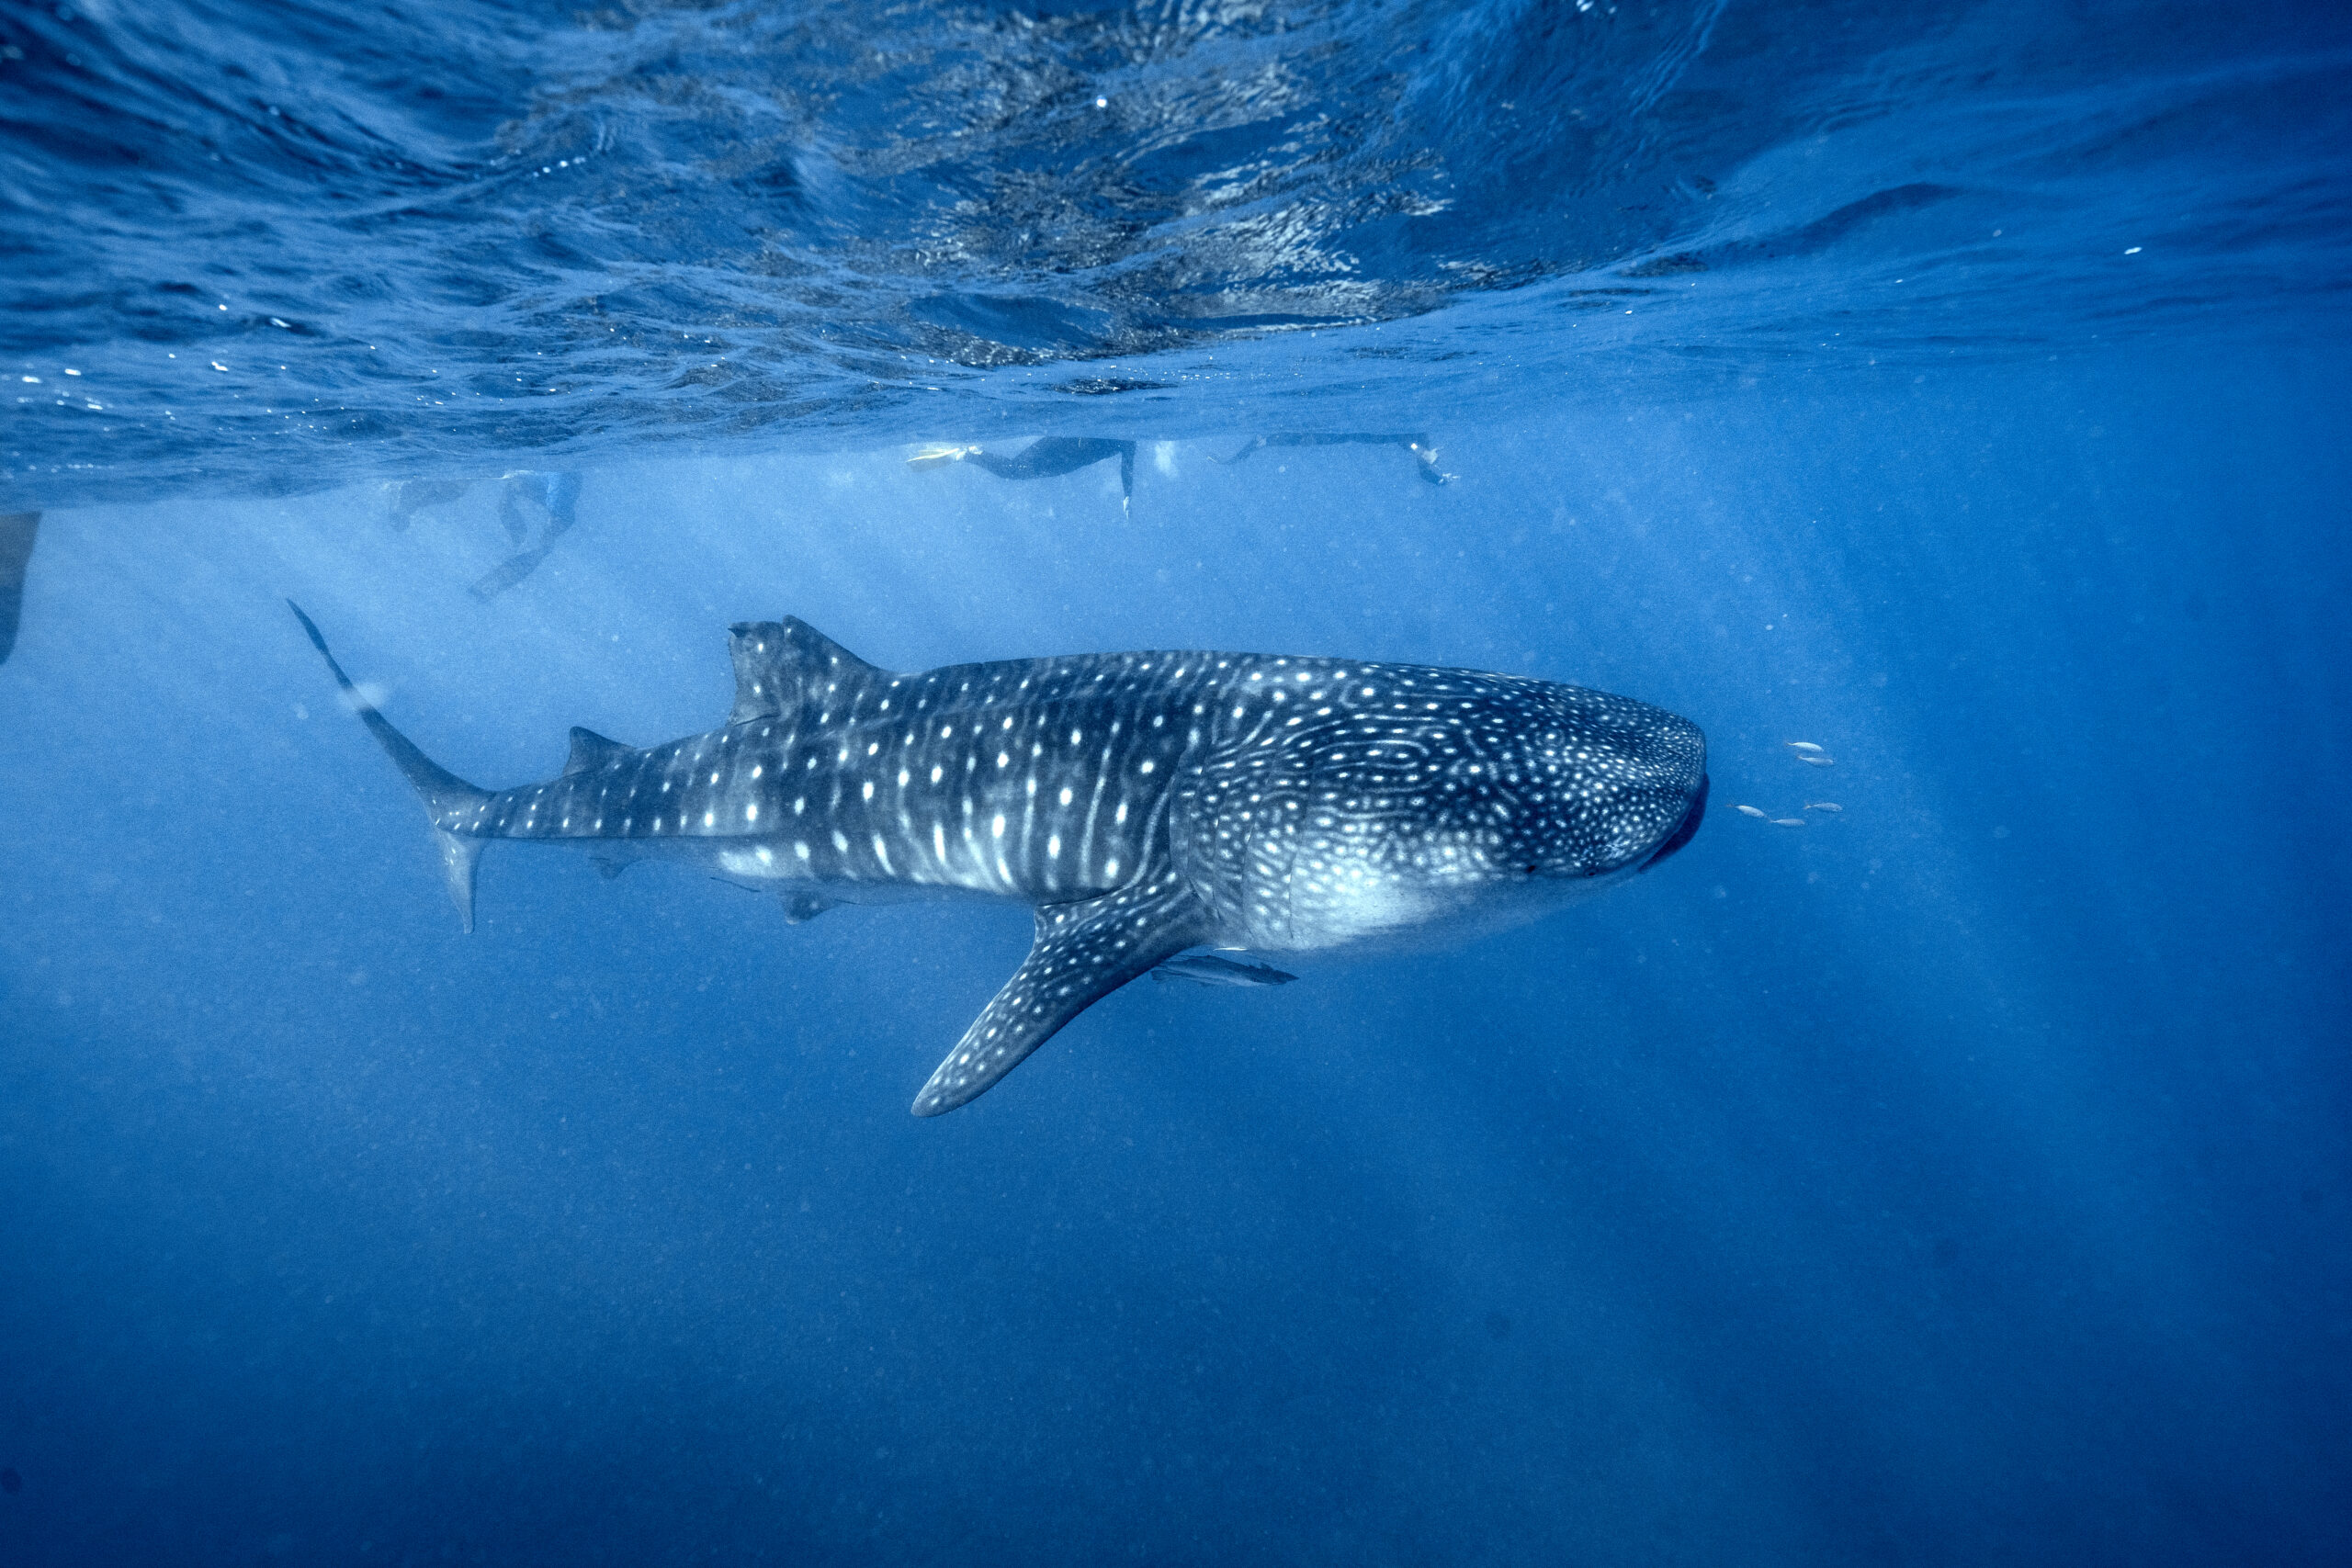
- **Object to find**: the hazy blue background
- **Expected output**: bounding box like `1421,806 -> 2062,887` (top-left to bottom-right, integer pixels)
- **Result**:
4,344 -> 2346,1565
4,1 -> 2349,1563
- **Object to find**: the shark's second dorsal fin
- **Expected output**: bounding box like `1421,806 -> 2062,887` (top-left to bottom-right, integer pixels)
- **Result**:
726,617 -> 887,725
564,726 -> 629,776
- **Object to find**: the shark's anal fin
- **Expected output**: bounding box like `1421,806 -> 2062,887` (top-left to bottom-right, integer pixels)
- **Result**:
912,879 -> 1209,1116
564,726 -> 629,776
726,617 -> 890,725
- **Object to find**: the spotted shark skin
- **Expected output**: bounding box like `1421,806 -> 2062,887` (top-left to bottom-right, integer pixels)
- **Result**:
290,605 -> 1708,1115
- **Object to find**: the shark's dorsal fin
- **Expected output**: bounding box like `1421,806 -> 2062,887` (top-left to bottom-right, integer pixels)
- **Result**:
564,726 -> 629,776
727,617 -> 888,725
911,879 -> 1209,1116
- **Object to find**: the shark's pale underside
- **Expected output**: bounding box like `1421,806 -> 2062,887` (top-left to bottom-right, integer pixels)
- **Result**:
291,606 -> 1708,1115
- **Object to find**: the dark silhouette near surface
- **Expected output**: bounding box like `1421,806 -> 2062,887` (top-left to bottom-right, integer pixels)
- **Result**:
385,479 -> 472,531
910,438 -> 1136,513
1216,434 -> 1453,485
0,512 -> 38,666
381,474 -> 584,599
471,471 -> 584,601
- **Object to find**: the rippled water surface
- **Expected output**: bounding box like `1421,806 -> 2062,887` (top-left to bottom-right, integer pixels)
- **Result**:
6,0 -> 2348,502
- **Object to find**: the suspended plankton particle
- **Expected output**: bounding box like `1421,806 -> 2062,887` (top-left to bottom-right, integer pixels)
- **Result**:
1804,802 -> 1842,813
1784,741 -> 1825,753
1735,804 -> 1769,819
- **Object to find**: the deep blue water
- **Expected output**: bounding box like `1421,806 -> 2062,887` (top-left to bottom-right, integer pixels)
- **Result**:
3,3 -> 2349,1565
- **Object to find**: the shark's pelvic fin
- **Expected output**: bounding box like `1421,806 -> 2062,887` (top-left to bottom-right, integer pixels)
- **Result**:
288,601 -> 492,932
912,879 -> 1209,1116
563,726 -> 629,776
726,617 -> 890,725
779,888 -> 839,924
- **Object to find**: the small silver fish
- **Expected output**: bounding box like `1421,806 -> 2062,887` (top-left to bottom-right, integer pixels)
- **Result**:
1735,804 -> 1770,818
1151,953 -> 1299,988
1798,753 -> 1836,766
1785,741 -> 1826,753
1804,802 -> 1842,813
1771,818 -> 1806,828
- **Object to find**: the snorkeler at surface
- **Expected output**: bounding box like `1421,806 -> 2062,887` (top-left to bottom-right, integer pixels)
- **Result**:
1216,434 -> 1453,485
908,437 -> 1136,513
471,470 -> 584,601
0,511 -> 39,666
384,479 -> 474,530
381,472 -> 585,599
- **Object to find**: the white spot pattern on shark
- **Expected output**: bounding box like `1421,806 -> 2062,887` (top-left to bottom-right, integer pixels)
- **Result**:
288,605 -> 1708,1115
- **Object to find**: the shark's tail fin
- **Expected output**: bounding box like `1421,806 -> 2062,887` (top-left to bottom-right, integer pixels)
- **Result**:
287,601 -> 493,932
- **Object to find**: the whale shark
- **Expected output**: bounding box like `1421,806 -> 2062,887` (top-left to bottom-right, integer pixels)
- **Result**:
290,605 -> 1708,1114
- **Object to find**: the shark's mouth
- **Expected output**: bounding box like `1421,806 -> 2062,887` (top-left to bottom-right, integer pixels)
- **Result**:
1639,774 -> 1708,872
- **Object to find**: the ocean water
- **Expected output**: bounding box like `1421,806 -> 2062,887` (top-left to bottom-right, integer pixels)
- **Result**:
2,3 -> 2348,1565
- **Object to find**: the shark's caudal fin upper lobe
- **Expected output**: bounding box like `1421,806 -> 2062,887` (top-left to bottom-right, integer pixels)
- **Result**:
288,602 -> 492,931
912,879 -> 1210,1116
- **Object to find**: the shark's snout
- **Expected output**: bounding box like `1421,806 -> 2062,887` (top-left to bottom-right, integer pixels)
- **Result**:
1640,773 -> 1708,872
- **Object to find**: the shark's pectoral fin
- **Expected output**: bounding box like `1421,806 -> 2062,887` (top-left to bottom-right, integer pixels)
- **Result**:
912,878 -> 1208,1116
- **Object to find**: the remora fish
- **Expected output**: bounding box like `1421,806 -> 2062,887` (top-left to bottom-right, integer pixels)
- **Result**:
290,606 -> 1708,1115
1151,953 -> 1298,987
